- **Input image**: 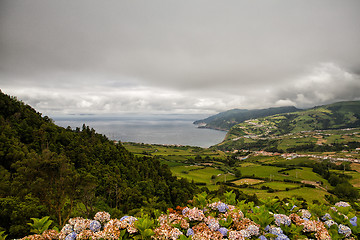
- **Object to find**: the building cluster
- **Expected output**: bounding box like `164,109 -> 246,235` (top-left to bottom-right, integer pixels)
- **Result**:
233,150 -> 360,163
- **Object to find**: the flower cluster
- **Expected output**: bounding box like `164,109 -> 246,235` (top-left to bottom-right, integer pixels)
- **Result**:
89,220 -> 101,232
350,216 -> 357,227
21,211 -> 139,240
21,230 -> 60,240
94,211 -> 111,223
208,201 -> 232,213
19,199 -> 359,240
321,213 -> 332,221
298,209 -> 311,220
262,225 -> 289,239
182,207 -> 205,221
153,200 -> 358,240
154,202 -> 262,240
274,214 -> 291,226
335,201 -> 351,208
338,224 -> 352,237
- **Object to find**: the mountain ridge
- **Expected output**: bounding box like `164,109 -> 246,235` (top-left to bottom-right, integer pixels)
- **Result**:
194,106 -> 300,131
216,100 -> 360,151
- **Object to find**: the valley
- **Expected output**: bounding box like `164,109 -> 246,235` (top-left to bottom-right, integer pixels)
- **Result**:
123,142 -> 360,203
1,90 -> 360,239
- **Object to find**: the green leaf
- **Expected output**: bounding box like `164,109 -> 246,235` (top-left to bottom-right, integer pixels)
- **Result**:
0,231 -> 8,240
27,216 -> 53,234
143,229 -> 154,237
219,216 -> 233,228
179,235 -> 192,240
247,205 -> 274,228
224,190 -> 236,205
193,192 -> 208,208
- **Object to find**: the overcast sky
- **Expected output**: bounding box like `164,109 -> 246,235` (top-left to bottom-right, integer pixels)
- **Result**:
1,0 -> 360,116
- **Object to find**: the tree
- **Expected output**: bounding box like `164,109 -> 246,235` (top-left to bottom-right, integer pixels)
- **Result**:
234,168 -> 242,178
12,150 -> 81,226
333,182 -> 359,201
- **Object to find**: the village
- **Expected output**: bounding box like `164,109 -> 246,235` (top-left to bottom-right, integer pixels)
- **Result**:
232,149 -> 360,163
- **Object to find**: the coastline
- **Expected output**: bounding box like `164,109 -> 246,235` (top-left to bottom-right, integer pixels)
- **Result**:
193,122 -> 229,132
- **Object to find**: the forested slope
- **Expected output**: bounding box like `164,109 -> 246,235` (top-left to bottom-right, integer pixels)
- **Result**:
0,90 -> 198,238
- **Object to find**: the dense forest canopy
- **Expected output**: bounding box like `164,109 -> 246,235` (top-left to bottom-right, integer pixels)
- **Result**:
0,90 -> 199,238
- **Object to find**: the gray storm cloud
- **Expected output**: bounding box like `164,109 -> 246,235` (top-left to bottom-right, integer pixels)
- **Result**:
273,63 -> 360,108
1,0 -> 360,115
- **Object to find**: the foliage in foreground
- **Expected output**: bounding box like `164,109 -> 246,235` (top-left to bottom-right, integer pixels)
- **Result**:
20,191 -> 360,240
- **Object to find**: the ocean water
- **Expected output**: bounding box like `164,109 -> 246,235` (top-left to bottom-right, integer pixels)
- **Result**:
52,114 -> 227,148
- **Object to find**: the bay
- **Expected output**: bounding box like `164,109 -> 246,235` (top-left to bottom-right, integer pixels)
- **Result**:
52,114 -> 227,148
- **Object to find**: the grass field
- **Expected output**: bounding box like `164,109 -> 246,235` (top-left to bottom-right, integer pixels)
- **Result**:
171,166 -> 224,184
240,187 -> 329,203
284,167 -> 325,182
238,164 -> 287,181
161,155 -> 189,161
232,178 -> 264,185
123,142 -> 224,158
349,173 -> 360,188
159,159 -> 187,167
271,157 -> 317,166
256,181 -> 300,190
351,163 -> 360,173
277,138 -> 316,151
214,173 -> 237,185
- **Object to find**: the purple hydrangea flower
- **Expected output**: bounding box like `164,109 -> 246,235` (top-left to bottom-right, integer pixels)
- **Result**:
120,216 -> 129,221
321,213 -> 332,221
218,227 -> 228,236
324,220 -> 338,228
120,215 -> 137,224
217,202 -> 229,213
275,234 -> 290,240
269,226 -> 283,236
338,224 -> 352,237
65,232 -> 77,240
274,214 -> 291,226
246,225 -> 260,236
207,218 -> 220,231
350,216 -> 357,227
259,235 -> 267,240
89,220 -> 101,232
186,228 -> 194,236
335,201 -> 351,208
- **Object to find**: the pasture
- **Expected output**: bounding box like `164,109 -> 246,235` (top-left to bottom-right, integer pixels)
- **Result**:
240,186 -> 329,203
123,142 -> 356,204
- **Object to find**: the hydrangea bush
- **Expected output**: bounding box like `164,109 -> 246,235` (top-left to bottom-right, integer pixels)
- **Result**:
21,192 -> 359,239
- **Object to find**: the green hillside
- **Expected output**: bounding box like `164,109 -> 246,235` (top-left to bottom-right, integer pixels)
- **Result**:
0,91 -> 199,238
193,106 -> 299,130
217,101 -> 360,151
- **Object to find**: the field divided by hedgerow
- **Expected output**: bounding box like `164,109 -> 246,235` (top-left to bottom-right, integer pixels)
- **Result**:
124,143 -> 359,204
